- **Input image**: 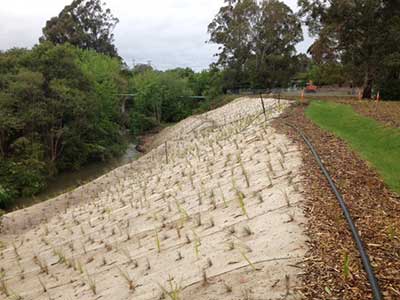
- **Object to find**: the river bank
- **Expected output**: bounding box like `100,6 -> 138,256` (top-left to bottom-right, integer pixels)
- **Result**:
8,139 -> 141,212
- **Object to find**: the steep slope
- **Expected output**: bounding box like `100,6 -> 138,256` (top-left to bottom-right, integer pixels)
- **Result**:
0,97 -> 307,300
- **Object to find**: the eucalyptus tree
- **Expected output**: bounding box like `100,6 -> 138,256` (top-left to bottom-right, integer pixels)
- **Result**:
40,0 -> 119,57
208,0 -> 303,89
298,0 -> 400,99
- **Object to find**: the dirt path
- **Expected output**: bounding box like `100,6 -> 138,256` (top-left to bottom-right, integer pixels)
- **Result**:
0,98 -> 308,300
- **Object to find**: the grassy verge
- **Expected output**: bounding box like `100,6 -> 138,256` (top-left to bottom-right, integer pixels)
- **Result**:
306,101 -> 400,194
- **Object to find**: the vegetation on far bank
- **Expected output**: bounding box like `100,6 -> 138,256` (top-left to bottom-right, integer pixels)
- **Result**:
306,101 -> 400,194
0,44 -> 225,210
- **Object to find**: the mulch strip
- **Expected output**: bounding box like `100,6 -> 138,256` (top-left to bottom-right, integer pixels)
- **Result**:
283,96 -> 400,129
272,102 -> 400,299
336,100 -> 400,129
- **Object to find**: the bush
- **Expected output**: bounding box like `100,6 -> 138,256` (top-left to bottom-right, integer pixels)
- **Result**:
194,94 -> 238,114
0,158 -> 46,209
129,112 -> 159,136
0,43 -> 127,206
129,70 -> 193,124
307,63 -> 346,86
380,78 -> 400,100
0,184 -> 13,209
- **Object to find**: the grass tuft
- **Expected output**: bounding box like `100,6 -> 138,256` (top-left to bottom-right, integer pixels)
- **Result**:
117,267 -> 137,291
155,229 -> 161,253
236,190 -> 248,218
85,271 -> 96,295
158,276 -> 181,300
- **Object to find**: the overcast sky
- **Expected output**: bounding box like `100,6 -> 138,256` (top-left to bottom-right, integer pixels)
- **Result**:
0,0 -> 313,71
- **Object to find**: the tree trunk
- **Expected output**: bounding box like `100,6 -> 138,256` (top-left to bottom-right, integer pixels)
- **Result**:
362,69 -> 373,99
49,129 -> 63,162
0,131 -> 5,157
362,79 -> 373,99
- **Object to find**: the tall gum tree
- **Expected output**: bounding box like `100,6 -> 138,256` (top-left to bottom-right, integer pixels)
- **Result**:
208,0 -> 303,89
298,0 -> 400,99
40,0 -> 119,58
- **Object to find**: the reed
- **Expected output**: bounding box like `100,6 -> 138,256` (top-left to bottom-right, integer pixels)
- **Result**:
117,266 -> 137,291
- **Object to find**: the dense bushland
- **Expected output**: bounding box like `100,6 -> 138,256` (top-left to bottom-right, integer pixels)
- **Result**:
0,43 -> 127,208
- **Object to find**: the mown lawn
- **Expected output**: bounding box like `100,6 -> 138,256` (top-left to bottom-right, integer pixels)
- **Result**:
306,101 -> 400,194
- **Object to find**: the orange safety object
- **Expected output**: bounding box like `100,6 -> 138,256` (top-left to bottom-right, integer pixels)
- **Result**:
376,91 -> 380,102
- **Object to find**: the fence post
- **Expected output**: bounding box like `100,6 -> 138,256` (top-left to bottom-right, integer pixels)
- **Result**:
260,93 -> 266,121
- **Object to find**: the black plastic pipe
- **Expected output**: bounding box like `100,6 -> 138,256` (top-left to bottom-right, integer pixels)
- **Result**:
284,122 -> 383,300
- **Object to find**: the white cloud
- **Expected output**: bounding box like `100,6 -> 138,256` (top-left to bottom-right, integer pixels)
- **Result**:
0,0 -> 313,71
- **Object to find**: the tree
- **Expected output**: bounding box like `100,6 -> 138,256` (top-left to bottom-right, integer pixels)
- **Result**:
40,0 -> 119,57
306,63 -> 346,86
298,0 -> 400,99
208,0 -> 303,89
132,63 -> 154,75
208,0 -> 258,88
130,71 -> 192,125
0,43 -> 126,208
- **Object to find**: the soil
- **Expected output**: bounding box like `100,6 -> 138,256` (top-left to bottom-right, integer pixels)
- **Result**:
273,101 -> 400,299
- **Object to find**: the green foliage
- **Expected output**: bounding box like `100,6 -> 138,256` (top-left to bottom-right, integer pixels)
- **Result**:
128,112 -> 158,136
299,0 -> 400,98
306,101 -> 400,194
208,0 -> 303,89
189,71 -> 212,96
0,43 -> 126,209
40,0 -> 119,57
306,63 -> 346,86
379,52 -> 400,100
0,184 -> 13,208
129,70 -> 193,128
127,66 -> 233,136
132,63 -> 154,75
380,78 -> 400,100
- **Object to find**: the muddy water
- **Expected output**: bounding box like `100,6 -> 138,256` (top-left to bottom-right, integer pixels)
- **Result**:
11,142 -> 141,211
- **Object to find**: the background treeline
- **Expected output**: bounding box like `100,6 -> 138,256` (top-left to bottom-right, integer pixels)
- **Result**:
209,0 -> 400,99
